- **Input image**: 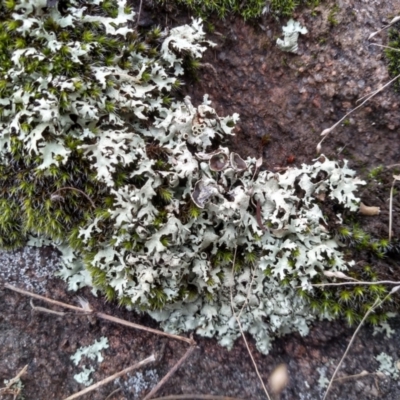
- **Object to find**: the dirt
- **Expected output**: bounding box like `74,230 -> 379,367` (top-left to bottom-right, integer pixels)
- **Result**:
1,0 -> 400,399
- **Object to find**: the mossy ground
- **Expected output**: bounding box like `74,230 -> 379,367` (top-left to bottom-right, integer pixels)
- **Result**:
156,0 -> 324,20
386,23 -> 400,90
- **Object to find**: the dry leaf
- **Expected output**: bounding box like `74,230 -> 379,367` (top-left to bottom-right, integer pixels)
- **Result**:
359,202 -> 380,216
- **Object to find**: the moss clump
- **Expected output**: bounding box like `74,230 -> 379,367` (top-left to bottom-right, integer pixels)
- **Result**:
0,0 -> 160,251
157,0 -> 324,20
302,264 -> 391,327
385,24 -> 400,90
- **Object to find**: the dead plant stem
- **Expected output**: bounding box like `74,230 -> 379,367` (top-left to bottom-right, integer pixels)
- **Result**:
51,187 -> 95,208
63,355 -> 156,400
136,0 -> 143,29
97,312 -> 195,345
143,345 -> 197,400
303,280 -> 400,288
229,247 -> 271,400
389,176 -> 398,242
4,283 -> 88,312
333,370 -> 376,382
322,297 -> 383,400
4,283 -> 195,345
369,43 -> 400,52
0,364 -> 28,395
317,72 -> 400,151
30,299 -> 65,316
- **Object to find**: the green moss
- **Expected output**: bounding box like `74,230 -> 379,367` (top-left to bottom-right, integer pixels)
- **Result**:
385,25 -> 400,90
270,0 -> 299,17
327,4 -> 340,26
310,278 -> 390,327
368,165 -> 384,180
156,0 -> 323,20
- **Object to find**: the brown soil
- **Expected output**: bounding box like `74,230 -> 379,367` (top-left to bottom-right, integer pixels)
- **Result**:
1,0 -> 400,399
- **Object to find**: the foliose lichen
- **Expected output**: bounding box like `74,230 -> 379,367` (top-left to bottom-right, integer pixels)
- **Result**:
1,0 -> 369,354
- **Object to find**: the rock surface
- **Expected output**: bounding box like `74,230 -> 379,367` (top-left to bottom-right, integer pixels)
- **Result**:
1,0 -> 400,399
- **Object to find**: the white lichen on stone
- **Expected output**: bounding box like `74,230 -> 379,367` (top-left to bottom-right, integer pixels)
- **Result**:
1,0 -> 365,354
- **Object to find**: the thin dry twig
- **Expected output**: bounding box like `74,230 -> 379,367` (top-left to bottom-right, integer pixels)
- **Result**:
5,283 -> 89,313
389,175 -> 400,242
237,267 -> 256,320
97,312 -> 195,345
301,279 -> 400,289
369,43 -> 400,52
4,283 -> 195,345
63,355 -> 156,400
333,370 -> 376,382
104,387 -> 121,400
143,344 -> 197,400
0,364 -> 28,398
229,247 -> 271,400
316,72 -> 400,152
150,396 -> 247,400
368,16 -> 400,40
136,0 -> 143,29
30,298 -> 65,316
51,186 -> 96,208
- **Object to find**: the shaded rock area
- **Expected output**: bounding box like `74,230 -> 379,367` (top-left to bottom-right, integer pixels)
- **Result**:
1,0 -> 400,399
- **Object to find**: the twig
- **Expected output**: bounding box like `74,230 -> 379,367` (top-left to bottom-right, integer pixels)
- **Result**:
237,267 -> 256,320
369,43 -> 400,52
104,387 -> 121,400
51,186 -> 96,208
0,364 -> 28,395
97,312 -> 195,345
63,355 -> 156,400
389,175 -> 400,242
30,299 -> 65,316
143,344 -> 197,400
299,280 -> 400,289
322,293 -> 391,400
150,396 -> 247,400
333,370 -> 375,382
136,0 -> 143,30
368,16 -> 400,40
4,283 -> 195,345
5,283 -> 89,313
316,72 -> 400,153
229,247 -> 271,400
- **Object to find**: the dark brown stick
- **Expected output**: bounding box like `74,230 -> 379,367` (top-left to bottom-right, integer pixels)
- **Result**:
63,355 -> 156,400
97,312 -> 195,346
4,283 -> 195,345
143,345 -> 197,400
51,186 -> 96,208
